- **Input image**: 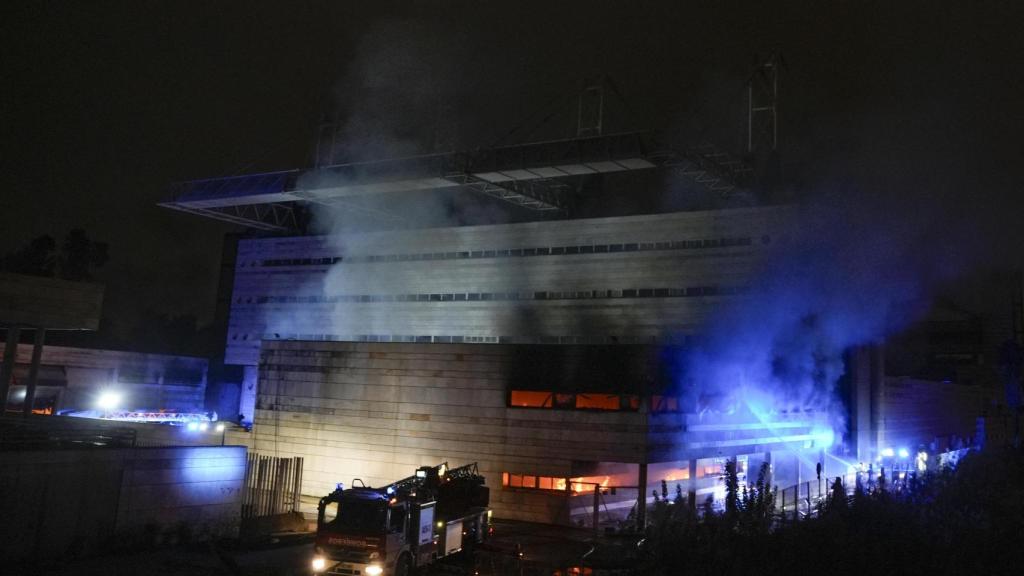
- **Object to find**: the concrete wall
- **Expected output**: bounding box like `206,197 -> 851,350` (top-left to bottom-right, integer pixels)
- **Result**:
252,340 -> 828,524
0,445 -> 245,563
226,206 -> 794,366
22,413 -> 233,447
114,446 -> 246,539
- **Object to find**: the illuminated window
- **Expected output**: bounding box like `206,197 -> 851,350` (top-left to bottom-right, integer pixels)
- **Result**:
553,394 -> 576,409
575,394 -> 621,410
510,391 -> 639,411
502,473 -> 568,492
510,391 -> 553,408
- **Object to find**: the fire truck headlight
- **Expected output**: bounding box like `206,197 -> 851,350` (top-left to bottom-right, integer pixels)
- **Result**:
311,557 -> 326,572
365,564 -> 383,576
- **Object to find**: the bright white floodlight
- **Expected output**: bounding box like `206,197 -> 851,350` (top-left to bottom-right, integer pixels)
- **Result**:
97,391 -> 122,411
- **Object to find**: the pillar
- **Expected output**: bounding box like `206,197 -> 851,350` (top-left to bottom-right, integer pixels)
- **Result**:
23,328 -> 45,417
688,458 -> 698,511
795,453 -> 802,521
636,462 -> 648,530
239,364 -> 259,425
0,326 -> 21,413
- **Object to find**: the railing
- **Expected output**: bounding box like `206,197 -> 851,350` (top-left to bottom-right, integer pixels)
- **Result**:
242,453 -> 304,519
776,447 -> 977,521
777,477 -> 832,521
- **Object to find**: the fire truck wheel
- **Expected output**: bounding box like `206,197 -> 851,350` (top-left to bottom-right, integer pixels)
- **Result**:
395,552 -> 413,576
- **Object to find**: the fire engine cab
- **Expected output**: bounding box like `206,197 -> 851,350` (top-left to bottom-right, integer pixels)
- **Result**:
312,462 -> 491,576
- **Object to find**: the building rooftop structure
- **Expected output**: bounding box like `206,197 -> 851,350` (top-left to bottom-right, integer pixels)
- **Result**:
160,130 -> 751,232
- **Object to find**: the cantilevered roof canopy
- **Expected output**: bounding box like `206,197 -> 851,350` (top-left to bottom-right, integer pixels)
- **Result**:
160,131 -> 750,232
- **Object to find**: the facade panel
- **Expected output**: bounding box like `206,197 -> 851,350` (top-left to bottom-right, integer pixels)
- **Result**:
226,206 -> 794,365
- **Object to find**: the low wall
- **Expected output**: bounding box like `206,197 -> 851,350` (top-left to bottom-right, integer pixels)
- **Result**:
14,414 -> 230,447
114,446 -> 246,539
0,445 -> 245,563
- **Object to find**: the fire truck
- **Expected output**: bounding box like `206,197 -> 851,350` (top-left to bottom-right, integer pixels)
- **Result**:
312,462 -> 491,576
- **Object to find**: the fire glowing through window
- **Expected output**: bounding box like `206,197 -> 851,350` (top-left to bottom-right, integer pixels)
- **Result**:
509,390 -> 681,412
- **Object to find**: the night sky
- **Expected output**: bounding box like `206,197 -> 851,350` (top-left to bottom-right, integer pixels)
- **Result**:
2,1 -> 1022,352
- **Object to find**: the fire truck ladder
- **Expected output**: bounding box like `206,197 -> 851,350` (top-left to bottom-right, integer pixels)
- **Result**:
387,462 -> 481,494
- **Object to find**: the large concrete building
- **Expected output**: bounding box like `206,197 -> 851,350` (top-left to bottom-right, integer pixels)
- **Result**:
202,204 -> 838,525
163,128 -> 1006,526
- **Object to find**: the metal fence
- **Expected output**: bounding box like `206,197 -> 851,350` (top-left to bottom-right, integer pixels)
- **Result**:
777,477 -> 832,521
242,453 -> 303,519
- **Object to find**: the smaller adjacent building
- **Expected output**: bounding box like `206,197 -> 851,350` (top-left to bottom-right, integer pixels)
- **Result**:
2,343 -> 208,415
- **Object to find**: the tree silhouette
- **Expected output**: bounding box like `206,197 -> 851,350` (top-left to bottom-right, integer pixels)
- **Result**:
58,229 -> 109,280
2,229 -> 108,281
2,234 -> 56,276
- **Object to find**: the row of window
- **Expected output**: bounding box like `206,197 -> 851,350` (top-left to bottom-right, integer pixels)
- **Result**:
500,473 -> 620,494
503,473 -> 569,491
509,390 -> 687,413
237,333 -> 692,345
248,335 -> 503,344
254,236 -> 765,268
242,285 -> 747,306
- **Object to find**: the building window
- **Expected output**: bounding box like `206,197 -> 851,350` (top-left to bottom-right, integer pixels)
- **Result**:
509,391 -> 639,411
510,390 -> 553,408
650,395 -> 679,412
502,473 -> 568,492
575,394 -> 622,410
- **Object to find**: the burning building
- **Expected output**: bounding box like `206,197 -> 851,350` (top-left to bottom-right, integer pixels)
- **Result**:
160,125 -> 1005,525
159,128 -> 854,525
